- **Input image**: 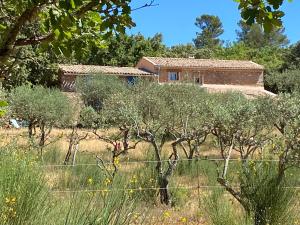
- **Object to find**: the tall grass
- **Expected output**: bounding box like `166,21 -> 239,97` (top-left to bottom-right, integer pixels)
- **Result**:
239,161 -> 298,225
0,148 -> 52,225
201,189 -> 251,225
0,147 -> 140,225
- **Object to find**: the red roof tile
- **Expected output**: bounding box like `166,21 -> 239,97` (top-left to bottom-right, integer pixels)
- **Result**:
143,57 -> 264,70
59,64 -> 154,76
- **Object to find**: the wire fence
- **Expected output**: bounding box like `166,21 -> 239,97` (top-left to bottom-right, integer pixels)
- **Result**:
45,157 -> 300,194
41,157 -> 288,168
50,185 -> 300,194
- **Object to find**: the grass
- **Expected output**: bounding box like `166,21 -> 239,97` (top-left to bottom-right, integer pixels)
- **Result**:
1,128 -> 300,225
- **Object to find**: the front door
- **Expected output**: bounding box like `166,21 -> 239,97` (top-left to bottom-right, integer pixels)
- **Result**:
193,72 -> 203,85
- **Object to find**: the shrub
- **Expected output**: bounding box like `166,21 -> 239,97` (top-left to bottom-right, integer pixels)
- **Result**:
0,147 -> 140,225
76,75 -> 127,111
59,176 -> 140,225
265,69 -> 300,93
239,161 -> 297,225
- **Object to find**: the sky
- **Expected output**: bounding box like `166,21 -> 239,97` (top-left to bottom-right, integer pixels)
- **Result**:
127,0 -> 300,47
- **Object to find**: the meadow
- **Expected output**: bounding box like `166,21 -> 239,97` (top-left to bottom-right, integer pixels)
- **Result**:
1,79 -> 300,225
0,127 -> 299,225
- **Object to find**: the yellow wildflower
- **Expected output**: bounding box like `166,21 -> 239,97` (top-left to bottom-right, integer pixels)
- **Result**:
113,157 -> 120,166
11,197 -> 16,204
130,175 -> 137,183
5,197 -> 16,205
180,217 -> 187,223
104,178 -> 111,186
87,178 -> 93,185
163,211 -> 171,218
133,213 -> 139,219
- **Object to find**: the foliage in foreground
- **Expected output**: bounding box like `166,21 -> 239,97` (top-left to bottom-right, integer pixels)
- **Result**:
0,147 -> 139,225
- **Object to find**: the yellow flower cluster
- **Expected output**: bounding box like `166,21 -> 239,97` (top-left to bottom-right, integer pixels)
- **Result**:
180,217 -> 187,223
101,189 -> 109,197
1,196 -> 17,221
104,178 -> 111,186
113,157 -> 120,166
87,178 -> 93,185
130,175 -> 138,184
5,197 -> 16,205
163,211 -> 171,218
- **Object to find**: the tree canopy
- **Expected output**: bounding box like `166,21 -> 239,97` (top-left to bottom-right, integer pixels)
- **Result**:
236,20 -> 289,48
0,0 -> 158,66
193,14 -> 224,49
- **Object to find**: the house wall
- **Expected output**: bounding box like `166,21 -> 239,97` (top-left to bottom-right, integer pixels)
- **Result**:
136,58 -> 264,86
202,69 -> 263,86
135,58 -> 158,74
59,73 -> 156,92
157,68 -> 263,86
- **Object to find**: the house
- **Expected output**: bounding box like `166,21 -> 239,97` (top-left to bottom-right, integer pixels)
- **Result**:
59,64 -> 155,92
136,57 -> 264,86
59,57 -> 274,96
136,57 -> 274,97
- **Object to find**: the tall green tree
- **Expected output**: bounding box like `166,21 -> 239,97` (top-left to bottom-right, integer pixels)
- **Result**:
193,14 -> 224,49
281,42 -> 300,70
236,21 -> 289,48
83,33 -> 166,66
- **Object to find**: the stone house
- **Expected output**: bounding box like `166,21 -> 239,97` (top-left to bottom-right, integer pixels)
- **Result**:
59,64 -> 155,92
136,57 -> 264,86
59,57 -> 274,96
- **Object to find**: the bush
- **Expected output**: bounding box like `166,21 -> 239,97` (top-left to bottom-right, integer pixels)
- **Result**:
265,69 -> 300,93
59,176 -> 140,225
239,161 -> 297,225
76,75 -> 127,111
0,147 -> 140,225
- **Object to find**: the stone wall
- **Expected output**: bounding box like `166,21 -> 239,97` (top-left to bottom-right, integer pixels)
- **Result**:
155,68 -> 263,86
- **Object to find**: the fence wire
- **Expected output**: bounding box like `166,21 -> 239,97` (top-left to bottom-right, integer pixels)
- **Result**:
40,157 -> 300,194
41,157 -> 288,168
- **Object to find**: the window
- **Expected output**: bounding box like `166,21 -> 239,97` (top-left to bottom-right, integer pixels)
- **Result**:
168,72 -> 179,81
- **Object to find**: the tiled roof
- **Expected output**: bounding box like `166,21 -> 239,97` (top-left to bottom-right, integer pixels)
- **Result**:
59,64 -> 154,76
143,57 -> 264,70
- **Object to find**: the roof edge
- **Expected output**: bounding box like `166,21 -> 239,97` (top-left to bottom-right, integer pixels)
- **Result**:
142,57 -> 158,66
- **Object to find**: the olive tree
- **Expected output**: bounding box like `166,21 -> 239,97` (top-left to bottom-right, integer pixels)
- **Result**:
10,85 -> 72,155
159,84 -> 211,161
106,81 -> 212,205
77,76 -> 141,177
208,92 -> 298,225
270,92 -> 300,182
76,75 -> 126,111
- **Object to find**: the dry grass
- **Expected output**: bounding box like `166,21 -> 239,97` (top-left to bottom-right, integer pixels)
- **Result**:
0,128 -> 218,224
4,127 -> 296,225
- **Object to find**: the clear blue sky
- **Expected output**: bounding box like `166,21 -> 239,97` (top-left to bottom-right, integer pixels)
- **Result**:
128,0 -> 300,47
